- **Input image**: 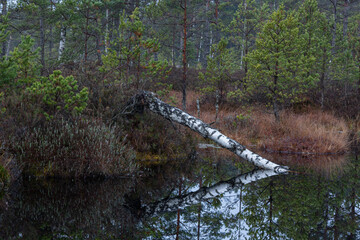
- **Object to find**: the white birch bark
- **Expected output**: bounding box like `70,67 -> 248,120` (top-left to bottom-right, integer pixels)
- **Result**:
58,26 -> 66,60
130,91 -> 289,173
196,98 -> 200,118
143,169 -> 284,216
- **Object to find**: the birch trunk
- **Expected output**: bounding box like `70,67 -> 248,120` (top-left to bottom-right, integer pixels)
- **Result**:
196,98 -> 200,118
128,91 -> 289,172
215,89 -> 219,123
58,26 -> 66,60
143,169 -> 285,216
197,30 -> 202,63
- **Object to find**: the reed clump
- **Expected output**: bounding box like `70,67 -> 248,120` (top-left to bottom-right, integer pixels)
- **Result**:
15,118 -> 137,178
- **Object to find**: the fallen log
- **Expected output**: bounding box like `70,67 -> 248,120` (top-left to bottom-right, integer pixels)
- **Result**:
126,91 -> 289,173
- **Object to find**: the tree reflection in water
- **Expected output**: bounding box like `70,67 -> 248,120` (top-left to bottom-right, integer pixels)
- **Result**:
0,154 -> 359,239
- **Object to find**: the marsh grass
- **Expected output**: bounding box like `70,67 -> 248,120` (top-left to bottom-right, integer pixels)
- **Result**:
168,91 -> 350,155
17,118 -> 137,178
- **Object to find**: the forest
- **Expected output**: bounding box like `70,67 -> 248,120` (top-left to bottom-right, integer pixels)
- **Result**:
1,0 -> 360,239
0,0 -> 359,180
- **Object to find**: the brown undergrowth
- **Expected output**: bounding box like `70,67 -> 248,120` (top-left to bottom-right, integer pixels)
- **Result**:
125,113 -> 197,163
13,117 -> 138,178
168,91 -> 350,155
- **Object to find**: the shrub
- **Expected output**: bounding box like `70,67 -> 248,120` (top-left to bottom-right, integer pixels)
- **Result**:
17,117 -> 137,178
127,113 -> 197,159
26,70 -> 89,120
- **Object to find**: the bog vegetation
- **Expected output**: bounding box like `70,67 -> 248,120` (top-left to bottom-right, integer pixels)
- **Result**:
0,0 -> 359,179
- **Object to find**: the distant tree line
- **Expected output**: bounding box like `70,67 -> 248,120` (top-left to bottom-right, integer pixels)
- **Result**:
1,0 -> 359,116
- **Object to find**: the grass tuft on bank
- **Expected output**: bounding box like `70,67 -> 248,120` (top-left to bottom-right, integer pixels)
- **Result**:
14,117 -> 137,178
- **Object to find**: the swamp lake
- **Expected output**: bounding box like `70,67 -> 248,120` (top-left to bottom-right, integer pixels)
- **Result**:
0,153 -> 359,239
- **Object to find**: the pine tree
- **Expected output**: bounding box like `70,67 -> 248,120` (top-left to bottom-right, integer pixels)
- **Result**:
348,14 -> 360,96
297,0 -> 331,108
244,5 -> 317,121
198,38 -> 235,122
100,8 -> 168,90
227,0 -> 269,76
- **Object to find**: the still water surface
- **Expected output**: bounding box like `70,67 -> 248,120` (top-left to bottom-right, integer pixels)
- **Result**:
0,154 -> 359,239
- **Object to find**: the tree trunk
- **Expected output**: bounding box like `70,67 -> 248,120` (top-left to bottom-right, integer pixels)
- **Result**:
58,26 -> 66,60
205,0 -> 211,64
273,64 -> 280,122
40,11 -> 45,74
240,0 -> 247,71
49,26 -> 53,60
182,0 -> 188,111
5,34 -> 10,59
136,41 -> 141,89
320,50 -> 326,109
244,32 -> 249,77
342,0 -> 350,37
1,0 -> 7,58
172,27 -> 176,67
96,14 -> 101,62
142,169 -> 285,216
197,173 -> 202,240
127,91 -> 289,172
197,28 -> 202,63
330,0 -> 337,54
215,89 -> 219,123
196,98 -> 200,118
273,98 -> 279,122
84,9 -> 89,63
213,0 -> 219,43
105,8 -> 109,54
269,181 -> 273,239
49,4 -> 53,60
238,186 -> 243,239
175,180 -> 182,240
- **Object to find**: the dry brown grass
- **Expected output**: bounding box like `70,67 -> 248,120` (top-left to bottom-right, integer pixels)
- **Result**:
259,110 -> 349,154
167,91 -> 350,155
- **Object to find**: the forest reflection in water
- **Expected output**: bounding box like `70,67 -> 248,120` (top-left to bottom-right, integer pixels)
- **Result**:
0,154 -> 359,239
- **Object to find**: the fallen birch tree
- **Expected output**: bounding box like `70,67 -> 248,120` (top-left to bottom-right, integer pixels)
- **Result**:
125,91 -> 289,173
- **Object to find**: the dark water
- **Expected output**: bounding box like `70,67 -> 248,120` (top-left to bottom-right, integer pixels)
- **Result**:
0,154 -> 359,240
